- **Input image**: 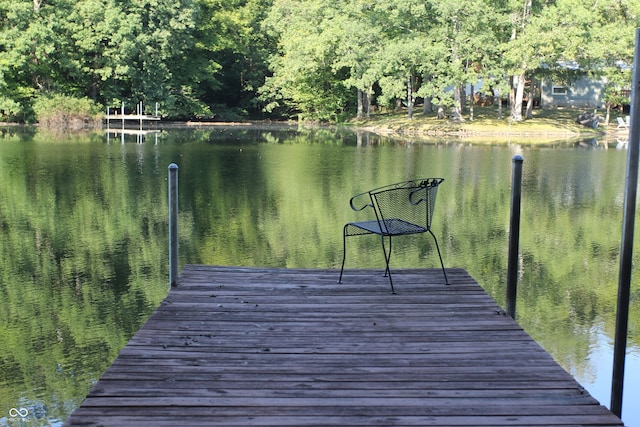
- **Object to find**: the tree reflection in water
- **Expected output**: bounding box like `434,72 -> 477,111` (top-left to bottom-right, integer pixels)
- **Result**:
0,129 -> 636,425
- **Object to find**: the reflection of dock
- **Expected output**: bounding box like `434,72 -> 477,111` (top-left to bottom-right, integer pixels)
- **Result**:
106,129 -> 161,144
106,129 -> 161,135
64,266 -> 623,426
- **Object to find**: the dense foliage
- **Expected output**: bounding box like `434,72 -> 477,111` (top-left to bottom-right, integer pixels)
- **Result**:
32,94 -> 102,128
0,0 -> 638,122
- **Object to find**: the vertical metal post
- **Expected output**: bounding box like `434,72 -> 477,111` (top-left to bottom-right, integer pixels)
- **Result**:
611,27 -> 640,419
506,154 -> 524,319
106,107 -> 110,143
169,163 -> 179,289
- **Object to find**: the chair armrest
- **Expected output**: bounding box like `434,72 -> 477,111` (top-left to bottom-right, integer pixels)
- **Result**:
409,179 -> 440,205
349,191 -> 373,211
409,188 -> 425,206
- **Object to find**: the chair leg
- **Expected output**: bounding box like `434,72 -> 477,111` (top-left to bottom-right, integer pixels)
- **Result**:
380,235 -> 395,294
429,229 -> 449,285
381,235 -> 390,277
338,225 -> 348,283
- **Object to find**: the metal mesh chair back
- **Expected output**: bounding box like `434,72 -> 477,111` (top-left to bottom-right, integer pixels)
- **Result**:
370,178 -> 442,235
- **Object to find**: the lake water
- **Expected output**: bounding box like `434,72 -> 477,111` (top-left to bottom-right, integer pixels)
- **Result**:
0,126 -> 639,426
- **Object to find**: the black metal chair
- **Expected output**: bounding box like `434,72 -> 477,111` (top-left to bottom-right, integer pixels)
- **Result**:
338,178 -> 449,293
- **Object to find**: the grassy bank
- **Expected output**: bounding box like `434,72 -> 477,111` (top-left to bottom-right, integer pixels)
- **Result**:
346,106 -> 628,145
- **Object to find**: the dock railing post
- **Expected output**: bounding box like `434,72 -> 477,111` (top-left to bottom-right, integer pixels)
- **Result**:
610,27 -> 640,419
506,154 -> 524,319
169,163 -> 179,289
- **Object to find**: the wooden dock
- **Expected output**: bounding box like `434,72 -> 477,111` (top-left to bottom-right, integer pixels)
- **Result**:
106,114 -> 161,121
64,266 -> 624,426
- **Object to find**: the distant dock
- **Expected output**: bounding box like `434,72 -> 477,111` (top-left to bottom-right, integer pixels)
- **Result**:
105,102 -> 161,143
64,266 -> 624,426
106,102 -> 161,124
106,114 -> 161,122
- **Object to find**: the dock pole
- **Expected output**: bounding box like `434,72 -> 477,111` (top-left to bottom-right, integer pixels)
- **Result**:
169,163 -> 179,289
610,27 -> 640,419
506,154 -> 524,320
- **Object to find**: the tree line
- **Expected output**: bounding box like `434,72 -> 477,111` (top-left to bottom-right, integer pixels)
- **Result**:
0,0 -> 638,123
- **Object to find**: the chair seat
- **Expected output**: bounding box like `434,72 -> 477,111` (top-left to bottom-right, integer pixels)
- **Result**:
347,218 -> 427,236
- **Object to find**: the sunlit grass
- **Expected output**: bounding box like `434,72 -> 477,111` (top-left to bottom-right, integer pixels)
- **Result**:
347,106 -> 621,144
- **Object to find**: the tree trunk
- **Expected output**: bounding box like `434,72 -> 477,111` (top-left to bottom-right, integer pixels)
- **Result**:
33,0 -> 43,12
357,89 -> 364,119
365,89 -> 371,119
511,74 -> 525,122
423,96 -> 432,115
525,80 -> 534,119
509,0 -> 530,122
509,77 -> 515,117
496,89 -> 502,120
423,74 -> 432,115
90,52 -> 99,101
91,81 -> 98,101
452,85 -> 464,121
407,75 -> 414,119
469,83 -> 475,121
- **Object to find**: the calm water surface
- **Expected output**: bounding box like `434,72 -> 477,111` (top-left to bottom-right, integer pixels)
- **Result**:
0,127 -> 639,426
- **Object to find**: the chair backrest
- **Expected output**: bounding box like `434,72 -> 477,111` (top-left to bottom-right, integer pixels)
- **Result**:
369,178 -> 444,231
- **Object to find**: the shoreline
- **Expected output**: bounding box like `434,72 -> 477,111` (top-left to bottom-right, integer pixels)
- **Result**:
2,117 -> 629,144
181,119 -> 628,144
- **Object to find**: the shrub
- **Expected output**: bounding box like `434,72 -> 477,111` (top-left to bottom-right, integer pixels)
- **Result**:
0,97 -> 23,122
33,95 -> 102,129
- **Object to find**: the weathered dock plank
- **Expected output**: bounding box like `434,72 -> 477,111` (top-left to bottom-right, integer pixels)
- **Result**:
64,266 -> 623,426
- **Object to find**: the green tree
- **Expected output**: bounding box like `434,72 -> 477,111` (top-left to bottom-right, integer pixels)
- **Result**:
582,0 -> 638,124
0,0 -> 207,120
369,0 -> 436,119
326,0 -> 383,119
426,0 -> 505,121
261,0 -> 351,121
120,0 -> 203,117
64,0 -> 135,103
0,0 -> 69,120
1,0 -> 638,123
194,0 -> 274,119
500,0 -> 638,122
